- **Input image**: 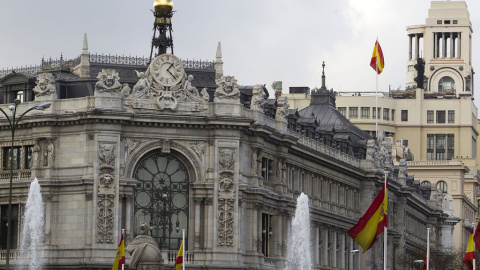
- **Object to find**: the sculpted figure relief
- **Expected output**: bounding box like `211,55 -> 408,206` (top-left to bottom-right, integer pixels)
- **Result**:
214,76 -> 240,101
126,221 -> 163,269
131,70 -> 151,98
95,69 -> 122,93
33,73 -> 56,97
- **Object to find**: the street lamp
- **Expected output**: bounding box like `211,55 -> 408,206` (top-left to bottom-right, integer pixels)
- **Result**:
414,259 -> 424,270
350,250 -> 360,270
2,99 -> 51,270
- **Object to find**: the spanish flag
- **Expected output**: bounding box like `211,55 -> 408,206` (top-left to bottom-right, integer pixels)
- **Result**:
175,240 -> 184,270
348,179 -> 388,251
112,233 -> 125,270
474,216 -> 480,250
422,251 -> 427,270
370,40 -> 385,74
464,228 -> 475,270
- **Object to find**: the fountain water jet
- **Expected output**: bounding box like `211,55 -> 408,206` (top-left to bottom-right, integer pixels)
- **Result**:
285,192 -> 312,270
17,177 -> 44,270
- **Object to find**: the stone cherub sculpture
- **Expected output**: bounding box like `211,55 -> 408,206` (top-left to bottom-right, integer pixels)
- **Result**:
126,221 -> 163,269
33,73 -> 56,97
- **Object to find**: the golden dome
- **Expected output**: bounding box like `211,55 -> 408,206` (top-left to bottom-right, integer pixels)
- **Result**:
154,0 -> 174,15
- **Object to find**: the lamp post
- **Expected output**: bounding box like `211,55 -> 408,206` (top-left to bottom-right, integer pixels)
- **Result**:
350,249 -> 360,270
414,259 -> 424,270
2,99 -> 51,270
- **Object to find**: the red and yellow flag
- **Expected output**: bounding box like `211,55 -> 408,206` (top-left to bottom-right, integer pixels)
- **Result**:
112,233 -> 125,270
473,217 -> 480,250
347,178 -> 388,251
175,240 -> 184,270
370,40 -> 385,74
464,228 -> 475,270
422,251 -> 427,270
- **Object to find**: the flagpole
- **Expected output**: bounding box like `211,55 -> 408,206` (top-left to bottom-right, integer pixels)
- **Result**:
474,223 -> 476,270
121,228 -> 125,270
426,228 -> 430,270
383,173 -> 387,270
375,38 -> 379,137
182,229 -> 186,270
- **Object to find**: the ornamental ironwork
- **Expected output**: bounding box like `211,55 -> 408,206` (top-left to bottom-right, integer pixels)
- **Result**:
133,152 -> 189,251
90,54 -> 150,66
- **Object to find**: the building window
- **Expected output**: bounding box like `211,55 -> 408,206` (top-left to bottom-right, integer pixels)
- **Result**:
392,109 -> 395,121
473,137 -> 477,159
337,107 -> 346,117
438,76 -> 455,92
437,20 -> 442,24
427,134 -> 454,160
361,107 -> 370,119
383,108 -> 389,120
448,110 -> 455,123
373,107 -> 381,119
444,20 -> 451,24
261,213 -> 272,257
427,110 -> 434,123
2,147 -> 21,170
401,110 -> 408,121
436,110 -> 445,123
453,20 -> 458,24
349,107 -> 358,119
436,181 -> 448,193
403,140 -> 409,147
133,152 -> 189,251
421,181 -> 431,185
0,204 -> 19,249
261,157 -> 272,181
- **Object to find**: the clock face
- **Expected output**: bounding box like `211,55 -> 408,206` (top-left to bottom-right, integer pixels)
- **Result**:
150,53 -> 185,87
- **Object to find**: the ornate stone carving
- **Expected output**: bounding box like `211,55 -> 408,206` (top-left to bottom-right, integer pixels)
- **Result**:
32,141 -> 41,168
43,139 -> 55,167
214,76 -> 240,102
97,142 -> 116,244
121,83 -> 131,97
131,70 -> 151,99
85,193 -> 93,201
186,141 -> 206,161
276,97 -> 290,118
251,148 -> 258,176
33,73 -> 56,97
126,221 -> 163,269
219,148 -> 235,171
217,198 -> 234,247
200,88 -> 210,102
95,69 -> 122,93
250,84 -> 266,111
125,138 -> 145,162
96,193 -> 115,243
161,139 -> 171,153
219,172 -> 234,193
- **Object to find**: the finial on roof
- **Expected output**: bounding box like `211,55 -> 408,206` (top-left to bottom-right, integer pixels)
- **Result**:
322,61 -> 325,75
216,41 -> 222,59
321,61 -> 326,89
82,33 -> 88,51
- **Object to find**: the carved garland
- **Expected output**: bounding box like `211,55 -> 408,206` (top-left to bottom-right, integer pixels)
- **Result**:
96,143 -> 116,244
217,148 -> 236,247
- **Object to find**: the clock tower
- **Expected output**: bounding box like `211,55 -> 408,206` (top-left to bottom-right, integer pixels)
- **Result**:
150,0 -> 175,61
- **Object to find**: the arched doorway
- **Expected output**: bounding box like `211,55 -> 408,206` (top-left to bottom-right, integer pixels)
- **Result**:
133,150 -> 189,250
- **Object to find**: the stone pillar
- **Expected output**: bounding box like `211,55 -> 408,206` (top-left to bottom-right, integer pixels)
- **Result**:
408,35 -> 413,60
415,34 -> 420,59
323,227 -> 329,267
458,32 -> 462,58
194,197 -> 202,249
252,204 -> 259,253
349,238 -> 354,270
275,214 -> 283,257
125,195 -> 133,241
442,32 -> 447,57
332,230 -> 337,268
315,226 -> 320,265
450,32 -> 454,58
433,32 -> 437,58
340,231 -> 346,269
205,198 -> 213,250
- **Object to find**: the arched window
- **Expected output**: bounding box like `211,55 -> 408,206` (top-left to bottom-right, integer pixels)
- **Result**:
438,76 -> 455,92
134,151 -> 189,250
421,181 -> 431,185
436,181 -> 448,193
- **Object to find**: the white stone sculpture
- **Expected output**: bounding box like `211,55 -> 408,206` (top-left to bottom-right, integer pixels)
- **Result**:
126,221 -> 163,269
95,69 -> 122,93
33,73 -> 56,98
214,76 -> 240,103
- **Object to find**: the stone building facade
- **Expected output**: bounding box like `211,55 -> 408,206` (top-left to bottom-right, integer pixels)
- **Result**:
0,2 -> 460,270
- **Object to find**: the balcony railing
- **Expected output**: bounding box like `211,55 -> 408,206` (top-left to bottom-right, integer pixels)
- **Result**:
0,169 -> 32,181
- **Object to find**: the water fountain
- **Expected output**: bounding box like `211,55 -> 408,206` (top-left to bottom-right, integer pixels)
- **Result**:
285,192 -> 312,270
17,177 -> 44,270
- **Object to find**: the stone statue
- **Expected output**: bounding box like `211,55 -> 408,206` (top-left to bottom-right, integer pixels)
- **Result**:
200,88 -> 210,102
131,70 -> 151,98
33,73 -> 56,97
47,140 -> 55,167
121,83 -> 131,97
126,221 -> 163,270
184,75 -> 199,97
32,142 -> 40,168
214,76 -> 240,102
95,69 -> 122,93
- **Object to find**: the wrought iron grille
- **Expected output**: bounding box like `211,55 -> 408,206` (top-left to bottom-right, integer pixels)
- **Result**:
133,152 -> 189,250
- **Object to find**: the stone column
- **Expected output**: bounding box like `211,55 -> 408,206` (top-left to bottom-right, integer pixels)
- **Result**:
194,197 -> 202,249
340,231 -> 346,269
315,226 -> 320,265
252,204 -> 259,253
442,32 -> 447,57
125,195 -> 133,241
433,32 -> 437,58
408,35 -> 413,60
415,34 -> 420,59
349,238 -> 354,270
323,227 -> 329,267
457,32 -> 462,58
205,198 -> 213,250
450,32 -> 454,58
332,230 -> 337,268
275,213 -> 283,257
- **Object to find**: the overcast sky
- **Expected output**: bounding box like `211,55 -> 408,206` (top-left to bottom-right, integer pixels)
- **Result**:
1,0 -> 480,107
